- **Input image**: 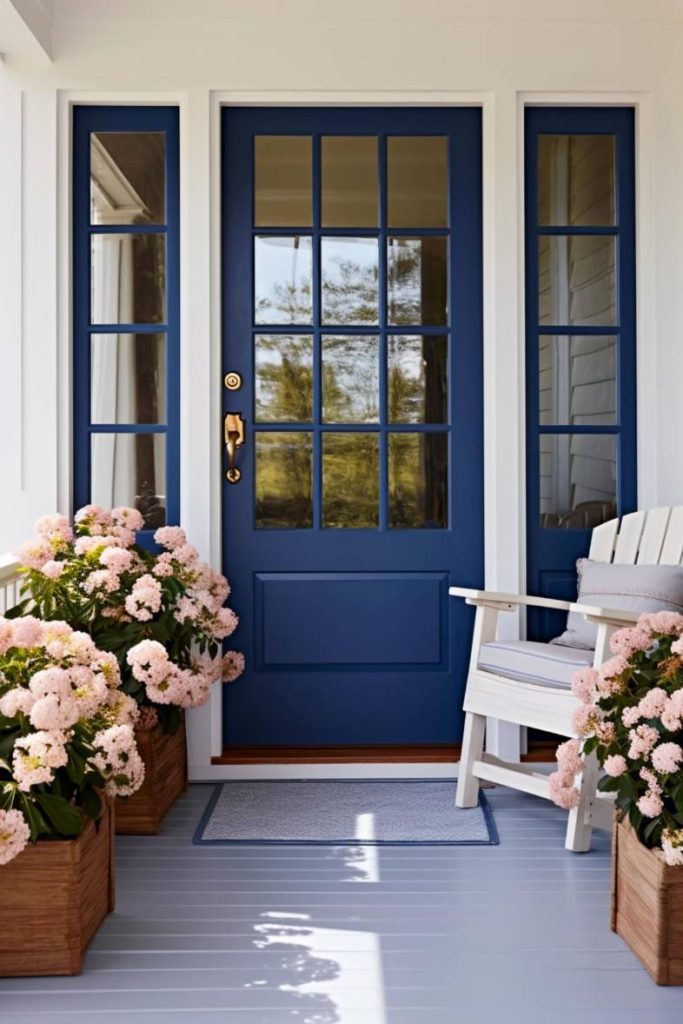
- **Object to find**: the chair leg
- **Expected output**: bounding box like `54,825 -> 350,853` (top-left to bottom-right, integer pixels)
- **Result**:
456,711 -> 486,808
564,751 -> 599,853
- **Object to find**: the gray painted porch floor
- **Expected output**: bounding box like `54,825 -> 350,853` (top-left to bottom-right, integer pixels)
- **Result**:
2,783 -> 683,1024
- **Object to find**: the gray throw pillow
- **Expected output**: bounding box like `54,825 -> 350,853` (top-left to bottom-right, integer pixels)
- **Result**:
550,559 -> 683,651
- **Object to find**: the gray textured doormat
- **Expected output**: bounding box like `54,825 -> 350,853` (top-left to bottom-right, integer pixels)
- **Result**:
194,780 -> 498,846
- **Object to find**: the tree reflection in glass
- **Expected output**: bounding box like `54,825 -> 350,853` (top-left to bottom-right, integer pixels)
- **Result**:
255,433 -> 313,529
387,237 -> 447,326
389,433 -> 448,528
254,236 -> 313,324
388,335 -> 447,424
322,336 -> 379,423
323,433 -> 379,528
255,335 -> 313,422
321,238 -> 379,325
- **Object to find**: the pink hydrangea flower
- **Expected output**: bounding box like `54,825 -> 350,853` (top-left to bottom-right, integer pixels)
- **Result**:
637,687 -> 669,720
222,650 -> 245,683
211,607 -> 239,640
662,828 -> 683,866
651,742 -> 683,775
34,514 -> 73,545
99,546 -> 134,573
603,754 -> 628,777
672,636 -> 683,657
154,526 -> 187,550
571,667 -> 599,704
12,730 -> 68,791
41,559 -> 65,580
640,611 -> 683,635
596,655 -> 628,696
627,724 -> 659,760
83,569 -> 120,595
572,704 -> 601,737
11,616 -> 44,649
74,504 -> 112,535
89,725 -> 145,797
622,705 -> 641,727
0,618 -> 14,655
152,552 -> 174,577
548,771 -> 580,809
556,738 -> 582,775
0,809 -> 31,866
111,506 -> 145,532
637,791 -> 663,818
0,687 -> 35,718
610,624 -> 653,657
125,574 -> 162,621
16,539 -> 53,571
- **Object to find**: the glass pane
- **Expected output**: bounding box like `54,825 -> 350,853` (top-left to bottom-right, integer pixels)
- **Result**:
323,432 -> 379,528
539,433 -> 617,528
388,335 -> 447,424
539,335 -> 616,426
91,333 -> 165,425
321,136 -> 378,227
388,237 -> 447,326
254,136 -> 312,228
538,135 -> 615,227
322,336 -> 379,423
91,433 -> 166,528
255,432 -> 312,529
255,335 -> 313,422
321,237 -> 379,325
91,132 -> 165,225
387,136 -> 448,228
255,236 -> 313,324
91,234 -> 165,324
389,433 -> 447,528
538,236 -> 616,327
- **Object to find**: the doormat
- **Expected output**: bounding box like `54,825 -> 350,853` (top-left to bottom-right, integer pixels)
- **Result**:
194,780 -> 498,846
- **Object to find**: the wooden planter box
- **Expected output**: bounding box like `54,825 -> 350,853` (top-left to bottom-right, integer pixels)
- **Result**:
0,797 -> 115,977
115,715 -> 188,835
611,817 -> 683,984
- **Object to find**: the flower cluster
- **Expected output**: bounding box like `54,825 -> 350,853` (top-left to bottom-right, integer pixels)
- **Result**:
549,610 -> 683,864
0,616 -> 144,866
14,508 -> 244,731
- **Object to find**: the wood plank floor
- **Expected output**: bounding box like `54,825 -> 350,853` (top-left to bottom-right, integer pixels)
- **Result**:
2,783 -> 683,1023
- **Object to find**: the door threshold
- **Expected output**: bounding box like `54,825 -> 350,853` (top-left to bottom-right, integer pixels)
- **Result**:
212,745 -> 461,765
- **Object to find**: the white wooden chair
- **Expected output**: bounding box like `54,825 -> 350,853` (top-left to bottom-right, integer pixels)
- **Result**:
450,507 -> 683,852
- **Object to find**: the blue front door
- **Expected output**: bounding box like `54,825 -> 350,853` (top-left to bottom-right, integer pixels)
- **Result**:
221,107 -> 483,748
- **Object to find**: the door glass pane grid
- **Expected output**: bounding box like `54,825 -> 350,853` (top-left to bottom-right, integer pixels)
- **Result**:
251,130 -> 452,531
534,130 -> 622,530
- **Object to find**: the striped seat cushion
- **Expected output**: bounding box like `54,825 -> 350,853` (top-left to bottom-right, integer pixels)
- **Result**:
477,640 -> 594,689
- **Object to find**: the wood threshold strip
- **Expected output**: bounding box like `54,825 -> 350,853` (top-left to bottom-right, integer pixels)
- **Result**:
212,740 -> 559,765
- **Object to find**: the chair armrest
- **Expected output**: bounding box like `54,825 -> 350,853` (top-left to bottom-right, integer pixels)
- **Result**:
569,604 -> 641,627
449,586 -> 572,612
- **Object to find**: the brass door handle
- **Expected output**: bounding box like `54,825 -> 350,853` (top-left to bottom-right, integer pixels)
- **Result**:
224,412 -> 246,483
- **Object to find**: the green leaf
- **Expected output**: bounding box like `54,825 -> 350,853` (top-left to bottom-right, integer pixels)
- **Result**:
80,786 -> 102,821
66,748 -> 86,787
19,794 -> 50,841
35,792 -> 83,837
598,775 -> 620,793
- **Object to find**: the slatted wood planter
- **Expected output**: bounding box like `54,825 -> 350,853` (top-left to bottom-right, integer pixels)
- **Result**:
611,816 -> 683,984
0,797 -> 115,977
115,715 -> 188,834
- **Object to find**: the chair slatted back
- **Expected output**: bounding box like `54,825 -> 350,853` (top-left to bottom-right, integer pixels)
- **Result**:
588,507 -> 683,567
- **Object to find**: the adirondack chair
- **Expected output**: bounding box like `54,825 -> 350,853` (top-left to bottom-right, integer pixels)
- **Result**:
450,507 -> 683,852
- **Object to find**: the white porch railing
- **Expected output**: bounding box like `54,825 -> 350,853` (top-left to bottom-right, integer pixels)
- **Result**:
0,555 -> 23,614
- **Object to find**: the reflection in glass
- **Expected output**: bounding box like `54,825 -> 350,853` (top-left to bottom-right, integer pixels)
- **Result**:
91,234 -> 165,324
388,237 -> 447,325
255,136 -> 312,227
91,334 -> 165,425
90,132 -> 165,225
323,433 -> 379,528
538,236 -> 616,327
387,136 -> 448,228
539,433 -> 617,529
255,236 -> 313,324
255,432 -> 312,528
388,336 -> 447,423
539,335 -> 616,426
255,335 -> 313,422
389,433 -> 447,528
322,136 -> 378,227
538,135 -> 615,227
91,433 -> 166,528
321,237 -> 379,325
322,336 -> 379,423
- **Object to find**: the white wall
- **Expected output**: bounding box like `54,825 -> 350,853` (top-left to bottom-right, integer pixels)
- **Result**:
1,0 -> 683,773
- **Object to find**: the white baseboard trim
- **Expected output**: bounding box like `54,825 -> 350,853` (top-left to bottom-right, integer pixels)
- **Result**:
189,762 -> 460,781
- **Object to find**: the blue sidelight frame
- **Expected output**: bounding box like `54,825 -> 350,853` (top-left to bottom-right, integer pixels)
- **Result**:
525,107 -> 637,638
73,106 -> 180,542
